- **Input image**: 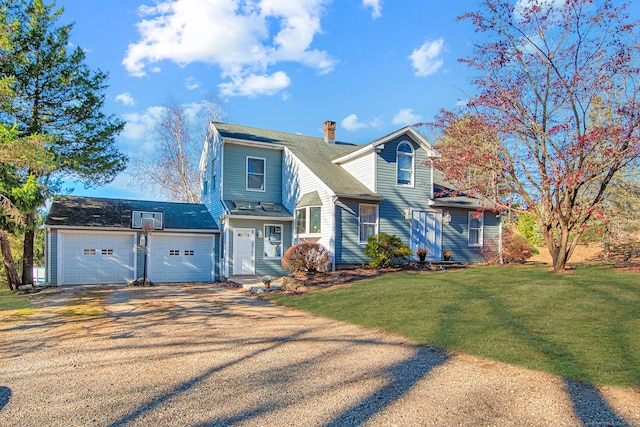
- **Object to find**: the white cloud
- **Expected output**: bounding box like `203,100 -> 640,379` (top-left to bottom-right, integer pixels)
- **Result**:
185,76 -> 201,90
122,0 -> 335,97
121,106 -> 167,143
409,38 -> 444,77
115,92 -> 135,106
219,71 -> 291,97
362,0 -> 382,19
392,108 -> 422,126
341,114 -> 381,131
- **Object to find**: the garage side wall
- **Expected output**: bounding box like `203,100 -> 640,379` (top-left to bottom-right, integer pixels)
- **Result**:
135,232 -> 144,280
48,229 -> 58,285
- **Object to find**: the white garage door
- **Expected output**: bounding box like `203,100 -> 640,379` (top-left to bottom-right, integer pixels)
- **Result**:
59,232 -> 135,285
148,234 -> 214,282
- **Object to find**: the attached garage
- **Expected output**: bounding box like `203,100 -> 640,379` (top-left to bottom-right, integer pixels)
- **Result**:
45,196 -> 219,286
148,234 -> 214,282
58,231 -> 135,285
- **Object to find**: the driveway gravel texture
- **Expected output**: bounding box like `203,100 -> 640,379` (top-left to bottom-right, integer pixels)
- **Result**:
1,283 -> 638,426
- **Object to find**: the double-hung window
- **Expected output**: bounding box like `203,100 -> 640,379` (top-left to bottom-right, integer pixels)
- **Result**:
263,225 -> 283,258
396,141 -> 414,186
295,206 -> 321,235
468,212 -> 484,247
247,157 -> 265,191
359,204 -> 378,243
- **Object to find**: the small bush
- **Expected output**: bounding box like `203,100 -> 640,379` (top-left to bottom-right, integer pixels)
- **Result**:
482,227 -> 539,264
365,232 -> 412,268
281,242 -> 331,274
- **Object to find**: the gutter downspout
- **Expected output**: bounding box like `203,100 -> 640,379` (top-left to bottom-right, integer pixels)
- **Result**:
498,215 -> 504,264
429,158 -> 434,200
331,195 -> 337,272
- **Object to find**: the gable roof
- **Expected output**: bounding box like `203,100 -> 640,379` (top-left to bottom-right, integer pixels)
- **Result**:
45,196 -> 218,231
332,126 -> 440,164
213,122 -> 383,200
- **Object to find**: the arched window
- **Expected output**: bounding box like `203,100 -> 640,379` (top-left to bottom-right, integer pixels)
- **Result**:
397,141 -> 414,186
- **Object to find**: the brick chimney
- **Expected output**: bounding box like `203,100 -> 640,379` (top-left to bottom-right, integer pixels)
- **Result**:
323,120 -> 336,144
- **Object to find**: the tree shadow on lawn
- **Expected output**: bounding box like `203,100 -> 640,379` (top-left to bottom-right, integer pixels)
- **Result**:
434,278 -> 634,426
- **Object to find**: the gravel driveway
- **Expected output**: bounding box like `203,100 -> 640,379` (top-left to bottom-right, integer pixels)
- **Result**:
1,283 -> 638,426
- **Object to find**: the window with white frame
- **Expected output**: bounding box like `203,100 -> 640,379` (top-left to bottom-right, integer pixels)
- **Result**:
263,225 -> 283,258
295,206 -> 321,235
359,204 -> 378,243
203,177 -> 208,195
247,157 -> 265,191
396,141 -> 414,186
468,211 -> 484,247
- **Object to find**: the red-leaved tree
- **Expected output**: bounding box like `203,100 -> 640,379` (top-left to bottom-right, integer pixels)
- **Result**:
430,0 -> 640,272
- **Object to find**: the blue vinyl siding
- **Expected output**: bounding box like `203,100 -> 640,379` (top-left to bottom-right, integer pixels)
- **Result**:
375,136 -> 432,242
48,229 -> 58,285
334,199 -> 369,265
227,218 -> 292,276
441,209 -> 501,263
223,144 -> 282,203
135,232 -> 145,278
202,127 -> 224,221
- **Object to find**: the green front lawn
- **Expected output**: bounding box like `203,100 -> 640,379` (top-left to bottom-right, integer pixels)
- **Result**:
0,286 -> 32,313
270,264 -> 640,387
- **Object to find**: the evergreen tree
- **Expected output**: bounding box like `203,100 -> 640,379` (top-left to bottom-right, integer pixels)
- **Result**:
0,0 -> 126,285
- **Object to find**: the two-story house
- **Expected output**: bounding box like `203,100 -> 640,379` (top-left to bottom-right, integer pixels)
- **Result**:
201,121 -> 501,279
43,120 -> 500,286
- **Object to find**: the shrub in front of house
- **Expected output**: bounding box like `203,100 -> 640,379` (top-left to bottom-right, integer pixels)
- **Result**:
365,232 -> 412,268
482,227 -> 539,264
281,242 -> 331,274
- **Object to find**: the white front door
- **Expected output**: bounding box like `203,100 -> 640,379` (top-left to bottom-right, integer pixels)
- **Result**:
410,209 -> 442,260
232,228 -> 255,275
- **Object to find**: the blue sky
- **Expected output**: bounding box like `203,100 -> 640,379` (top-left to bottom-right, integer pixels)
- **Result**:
54,0 -> 621,201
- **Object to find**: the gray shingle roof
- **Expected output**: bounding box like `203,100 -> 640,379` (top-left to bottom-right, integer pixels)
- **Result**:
45,196 -> 218,231
214,122 -> 382,200
432,170 -> 495,209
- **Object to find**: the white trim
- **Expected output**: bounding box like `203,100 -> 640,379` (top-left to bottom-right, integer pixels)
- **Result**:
294,205 -> 322,237
221,214 -> 293,222
246,156 -> 266,192
263,223 -> 284,259
223,137 -> 284,150
358,203 -> 379,244
330,196 -> 336,271
284,147 -> 337,200
333,126 -> 440,164
468,211 -> 484,247
396,141 -> 415,187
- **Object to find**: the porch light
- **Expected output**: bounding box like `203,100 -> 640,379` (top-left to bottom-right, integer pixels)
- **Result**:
443,211 -> 451,225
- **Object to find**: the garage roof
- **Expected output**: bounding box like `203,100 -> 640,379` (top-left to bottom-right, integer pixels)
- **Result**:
45,196 -> 218,231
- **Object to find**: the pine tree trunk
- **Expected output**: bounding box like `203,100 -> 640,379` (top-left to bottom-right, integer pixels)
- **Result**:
21,212 -> 35,286
0,231 -> 21,292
